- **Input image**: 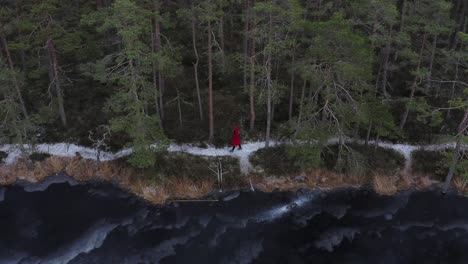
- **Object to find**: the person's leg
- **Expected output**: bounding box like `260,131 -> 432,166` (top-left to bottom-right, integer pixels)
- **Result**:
230,146 -> 235,152
238,144 -> 242,150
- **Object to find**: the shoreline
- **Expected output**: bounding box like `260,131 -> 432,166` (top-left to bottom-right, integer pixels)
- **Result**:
0,155 -> 453,204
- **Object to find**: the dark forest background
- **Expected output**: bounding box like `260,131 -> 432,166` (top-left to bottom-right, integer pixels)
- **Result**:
0,0 -> 466,167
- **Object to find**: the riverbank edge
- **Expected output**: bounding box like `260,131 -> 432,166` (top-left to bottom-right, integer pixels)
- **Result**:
0,155 -> 456,204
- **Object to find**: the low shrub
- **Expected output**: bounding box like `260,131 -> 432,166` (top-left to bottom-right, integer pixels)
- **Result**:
412,149 -> 468,181
251,143 -> 405,177
29,152 -> 51,162
322,144 -> 405,176
0,151 -> 7,163
411,150 -> 445,179
144,152 -> 241,182
249,145 -> 301,176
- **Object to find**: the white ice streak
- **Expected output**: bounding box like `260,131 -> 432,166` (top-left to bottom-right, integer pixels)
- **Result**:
314,228 -> 360,252
42,221 -> 119,264
223,239 -> 264,264
142,229 -> 202,263
255,194 -> 315,222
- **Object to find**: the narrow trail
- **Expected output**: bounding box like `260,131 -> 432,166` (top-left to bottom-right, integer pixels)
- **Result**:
0,139 -> 466,174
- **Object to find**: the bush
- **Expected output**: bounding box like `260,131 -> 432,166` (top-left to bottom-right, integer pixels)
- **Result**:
0,151 -> 7,163
250,145 -> 301,176
411,150 -> 445,179
29,152 -> 51,162
127,147 -> 157,169
322,144 -> 405,176
145,152 -> 241,182
412,150 -> 468,181
286,144 -> 322,171
250,143 -> 405,177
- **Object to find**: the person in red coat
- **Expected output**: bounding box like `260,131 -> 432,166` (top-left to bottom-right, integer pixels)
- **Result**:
230,126 -> 242,152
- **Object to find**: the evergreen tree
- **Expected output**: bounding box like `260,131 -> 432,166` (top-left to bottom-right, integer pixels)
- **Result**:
83,0 -> 168,168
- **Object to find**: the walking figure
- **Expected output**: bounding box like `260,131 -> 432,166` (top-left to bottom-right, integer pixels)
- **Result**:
230,126 -> 242,152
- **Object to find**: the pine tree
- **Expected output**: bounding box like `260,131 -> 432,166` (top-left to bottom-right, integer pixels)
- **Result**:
252,0 -> 303,147
83,0 -> 168,168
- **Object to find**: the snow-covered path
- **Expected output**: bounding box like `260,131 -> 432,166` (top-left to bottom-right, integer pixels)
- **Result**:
0,140 -> 466,174
0,142 -> 279,174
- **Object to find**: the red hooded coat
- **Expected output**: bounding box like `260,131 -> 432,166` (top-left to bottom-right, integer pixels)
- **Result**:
231,126 -> 241,146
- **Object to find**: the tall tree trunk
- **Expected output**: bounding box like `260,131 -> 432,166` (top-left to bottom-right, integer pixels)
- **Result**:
399,0 -> 407,31
176,88 -> 183,129
381,43 -> 391,97
374,52 -> 383,95
374,131 -> 380,151
154,9 -> 164,121
265,53 -> 272,148
129,60 -> 145,141
151,20 -> 162,126
243,0 -> 250,92
399,33 -> 426,130
294,79 -> 307,137
219,14 -> 225,72
288,49 -> 295,121
265,11 -> 272,148
249,0 -> 256,132
192,15 -> 203,121
399,82 -> 416,130
450,0 -> 466,49
425,35 -> 438,92
15,0 -> 26,72
393,0 -> 408,61
446,58 -> 459,119
336,136 -> 344,171
442,137 -> 463,193
47,38 -> 67,127
208,20 -> 214,142
365,122 -> 372,146
1,34 -> 28,120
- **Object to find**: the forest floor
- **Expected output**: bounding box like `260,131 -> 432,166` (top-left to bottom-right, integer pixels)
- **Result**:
0,139 -> 466,204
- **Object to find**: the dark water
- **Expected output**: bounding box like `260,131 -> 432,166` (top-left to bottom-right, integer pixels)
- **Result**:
1,175 -> 468,264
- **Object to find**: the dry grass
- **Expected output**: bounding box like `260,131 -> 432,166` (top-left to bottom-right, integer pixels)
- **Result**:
166,177 -> 215,198
453,178 -> 468,192
250,175 -> 302,192
0,166 -> 16,185
397,172 -> 415,190
128,179 -> 170,204
249,169 -> 367,193
122,176 -> 216,204
0,155 -> 459,204
373,174 -> 398,195
415,174 -> 438,190
305,169 -> 366,189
